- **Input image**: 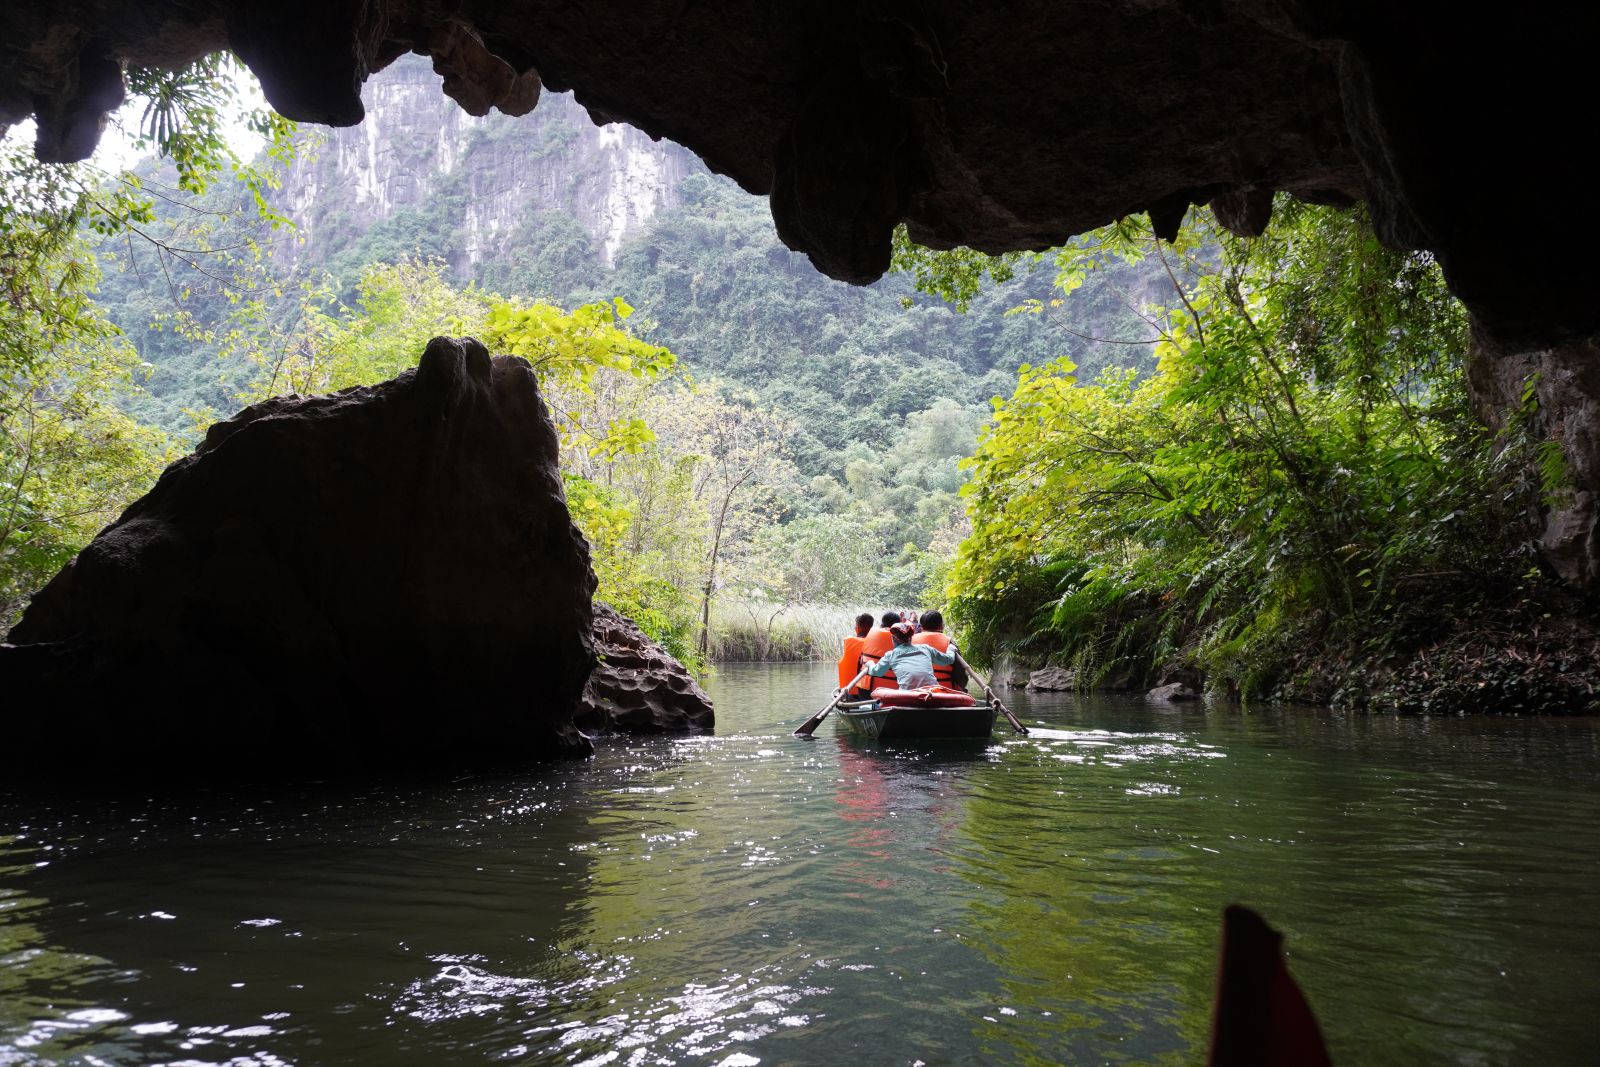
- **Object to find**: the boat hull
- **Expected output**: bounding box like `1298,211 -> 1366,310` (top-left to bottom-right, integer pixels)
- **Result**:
834,702 -> 997,740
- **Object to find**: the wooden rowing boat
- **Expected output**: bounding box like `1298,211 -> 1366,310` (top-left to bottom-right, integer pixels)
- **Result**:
833,699 -> 998,740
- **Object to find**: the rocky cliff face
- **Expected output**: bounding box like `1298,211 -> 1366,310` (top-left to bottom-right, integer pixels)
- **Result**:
282,54 -> 695,271
577,602 -> 714,735
1468,333 -> 1600,592
1,336 -> 598,776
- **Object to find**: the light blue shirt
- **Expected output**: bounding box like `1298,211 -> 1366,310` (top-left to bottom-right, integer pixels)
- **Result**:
868,642 -> 955,690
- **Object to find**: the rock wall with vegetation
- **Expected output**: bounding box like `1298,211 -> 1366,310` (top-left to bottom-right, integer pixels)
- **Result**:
1467,334 -> 1600,593
941,205 -> 1600,714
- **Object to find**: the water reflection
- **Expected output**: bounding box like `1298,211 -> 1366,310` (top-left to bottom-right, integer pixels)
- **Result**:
0,772 -> 607,1066
3,667 -> 1599,1065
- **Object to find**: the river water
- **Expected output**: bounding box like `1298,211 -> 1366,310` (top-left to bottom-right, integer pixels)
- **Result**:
3,662 -> 1599,1066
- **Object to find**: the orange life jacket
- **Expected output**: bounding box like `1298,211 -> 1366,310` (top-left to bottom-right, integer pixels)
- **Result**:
861,629 -> 894,658
837,634 -> 868,688
913,631 -> 955,686
851,629 -> 897,696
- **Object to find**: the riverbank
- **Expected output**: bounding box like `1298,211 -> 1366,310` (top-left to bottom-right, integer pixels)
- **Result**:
1270,581 -> 1600,714
705,601 -> 850,662
995,578 -> 1600,715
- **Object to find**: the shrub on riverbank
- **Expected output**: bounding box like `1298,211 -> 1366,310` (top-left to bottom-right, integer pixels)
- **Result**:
947,203 -> 1598,713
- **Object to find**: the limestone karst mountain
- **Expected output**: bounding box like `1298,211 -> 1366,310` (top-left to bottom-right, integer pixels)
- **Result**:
277,54 -> 696,275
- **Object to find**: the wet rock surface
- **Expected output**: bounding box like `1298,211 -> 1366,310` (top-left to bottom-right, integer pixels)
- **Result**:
2,337 -> 597,776
1469,332 -> 1600,592
1157,667 -> 1206,694
1027,667 -> 1075,692
1148,683 -> 1200,702
576,603 -> 713,736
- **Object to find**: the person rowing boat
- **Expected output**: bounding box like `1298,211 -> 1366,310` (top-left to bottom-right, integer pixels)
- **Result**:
865,622 -> 957,690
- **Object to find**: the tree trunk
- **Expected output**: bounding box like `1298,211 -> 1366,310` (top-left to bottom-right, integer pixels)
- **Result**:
698,468 -> 753,658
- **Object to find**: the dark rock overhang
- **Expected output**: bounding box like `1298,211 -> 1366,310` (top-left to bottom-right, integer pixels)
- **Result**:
1,2 -> 1594,349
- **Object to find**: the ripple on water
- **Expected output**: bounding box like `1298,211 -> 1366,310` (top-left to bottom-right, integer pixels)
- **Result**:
394,952 -> 827,1065
3,668 -> 1600,1066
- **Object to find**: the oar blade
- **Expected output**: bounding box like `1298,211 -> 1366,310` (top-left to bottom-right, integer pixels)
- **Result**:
792,710 -> 829,737
956,651 -> 1030,735
795,668 -> 870,737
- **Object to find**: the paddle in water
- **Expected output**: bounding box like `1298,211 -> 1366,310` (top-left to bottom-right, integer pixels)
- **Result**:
794,667 -> 870,737
955,652 -> 1029,735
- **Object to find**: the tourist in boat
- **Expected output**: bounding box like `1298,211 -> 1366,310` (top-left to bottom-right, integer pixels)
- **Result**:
866,611 -> 900,654
849,612 -> 904,697
911,609 -> 964,688
836,612 -> 875,688
866,622 -> 957,691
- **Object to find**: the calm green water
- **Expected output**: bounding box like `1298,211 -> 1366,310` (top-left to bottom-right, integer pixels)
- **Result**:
4,663 -> 1600,1065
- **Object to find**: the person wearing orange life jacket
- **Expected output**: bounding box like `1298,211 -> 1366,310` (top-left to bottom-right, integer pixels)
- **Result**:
850,611 -> 903,697
911,609 -> 964,688
867,623 -> 958,691
836,612 -> 875,688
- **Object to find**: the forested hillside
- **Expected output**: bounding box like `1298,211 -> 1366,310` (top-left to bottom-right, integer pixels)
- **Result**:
69,56 -> 1167,656
94,57 -> 1153,475
34,60 -> 1152,659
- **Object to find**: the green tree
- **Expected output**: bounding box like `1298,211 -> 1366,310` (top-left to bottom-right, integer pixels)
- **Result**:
0,146 -> 178,626
642,382 -> 800,657
756,513 -> 876,604
949,202 -> 1527,694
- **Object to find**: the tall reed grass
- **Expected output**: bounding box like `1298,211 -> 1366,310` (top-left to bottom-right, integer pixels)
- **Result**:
706,601 -> 857,662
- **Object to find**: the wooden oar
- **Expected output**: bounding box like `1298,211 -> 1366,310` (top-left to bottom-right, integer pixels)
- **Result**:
956,652 -> 1029,735
794,667 -> 870,737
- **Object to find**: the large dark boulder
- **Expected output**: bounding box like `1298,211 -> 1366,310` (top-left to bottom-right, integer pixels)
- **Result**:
576,602 -> 713,736
1027,667 -> 1075,692
1,336 -> 597,775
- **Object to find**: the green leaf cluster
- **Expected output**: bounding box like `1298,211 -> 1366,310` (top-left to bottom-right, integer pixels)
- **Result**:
1,147 -> 178,627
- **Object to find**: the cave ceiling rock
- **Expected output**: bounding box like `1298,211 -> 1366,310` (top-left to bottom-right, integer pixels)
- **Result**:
223,2 -> 542,125
0,2 -> 1595,348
